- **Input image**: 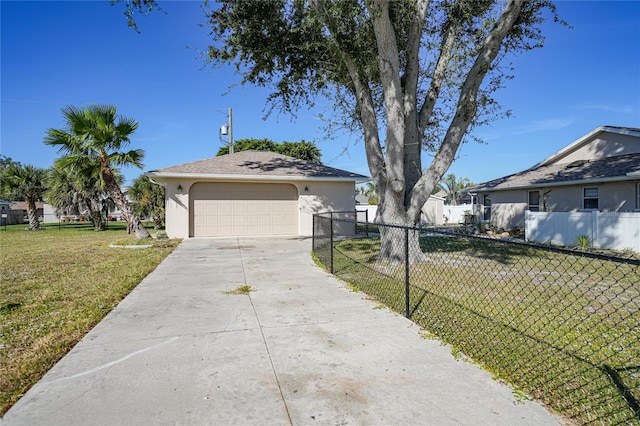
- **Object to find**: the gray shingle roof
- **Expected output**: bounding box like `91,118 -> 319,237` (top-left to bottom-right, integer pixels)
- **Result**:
471,152 -> 640,191
149,150 -> 369,180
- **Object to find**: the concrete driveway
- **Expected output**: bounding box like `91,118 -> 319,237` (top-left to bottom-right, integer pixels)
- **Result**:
2,237 -> 560,425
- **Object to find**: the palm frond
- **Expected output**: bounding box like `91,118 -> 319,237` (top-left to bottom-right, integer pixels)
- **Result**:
109,149 -> 145,168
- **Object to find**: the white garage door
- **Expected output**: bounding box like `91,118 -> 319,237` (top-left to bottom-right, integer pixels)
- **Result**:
190,182 -> 298,237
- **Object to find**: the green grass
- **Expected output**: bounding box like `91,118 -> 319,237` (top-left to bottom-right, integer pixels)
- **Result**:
225,284 -> 253,295
321,235 -> 640,425
0,222 -> 181,415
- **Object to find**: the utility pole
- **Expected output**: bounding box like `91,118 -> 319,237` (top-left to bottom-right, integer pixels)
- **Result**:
228,107 -> 233,154
220,107 -> 234,154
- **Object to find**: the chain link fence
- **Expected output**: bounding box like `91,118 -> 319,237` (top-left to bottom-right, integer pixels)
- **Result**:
313,212 -> 640,425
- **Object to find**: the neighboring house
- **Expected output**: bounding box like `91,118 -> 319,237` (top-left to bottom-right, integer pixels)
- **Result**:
355,195 -> 445,225
147,150 -> 369,238
0,200 -> 19,225
8,201 -> 59,223
469,126 -> 640,230
0,200 -> 12,213
10,201 -> 44,221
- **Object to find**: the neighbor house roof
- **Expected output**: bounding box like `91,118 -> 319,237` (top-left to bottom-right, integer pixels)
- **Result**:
536,126 -> 640,167
10,201 -> 45,210
470,152 -> 640,192
147,150 -> 370,182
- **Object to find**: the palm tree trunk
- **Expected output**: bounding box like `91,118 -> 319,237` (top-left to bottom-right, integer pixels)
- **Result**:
89,209 -> 106,231
152,213 -> 163,229
102,165 -> 151,239
26,198 -> 41,230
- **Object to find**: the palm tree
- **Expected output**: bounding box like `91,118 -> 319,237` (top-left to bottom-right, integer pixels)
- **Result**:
46,159 -> 112,231
0,164 -> 47,230
361,183 -> 378,205
44,104 -> 151,239
128,175 -> 165,229
438,174 -> 474,205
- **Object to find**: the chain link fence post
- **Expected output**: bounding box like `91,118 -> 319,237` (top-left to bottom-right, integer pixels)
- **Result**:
405,227 -> 410,318
312,214 -> 316,252
329,212 -> 334,274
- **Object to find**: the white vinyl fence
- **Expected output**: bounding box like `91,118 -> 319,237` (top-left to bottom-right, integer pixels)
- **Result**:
356,205 -> 378,222
525,211 -> 640,252
443,204 -> 473,224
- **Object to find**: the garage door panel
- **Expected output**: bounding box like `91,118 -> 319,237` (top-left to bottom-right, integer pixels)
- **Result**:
191,182 -> 298,237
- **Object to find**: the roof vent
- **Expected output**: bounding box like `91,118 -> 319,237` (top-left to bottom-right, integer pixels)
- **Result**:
567,160 -> 588,168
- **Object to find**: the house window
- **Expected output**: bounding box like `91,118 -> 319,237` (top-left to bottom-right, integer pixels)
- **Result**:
528,191 -> 540,212
583,187 -> 599,210
483,193 -> 491,221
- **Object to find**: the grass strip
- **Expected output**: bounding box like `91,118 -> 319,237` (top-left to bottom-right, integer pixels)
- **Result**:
0,223 -> 181,415
321,235 -> 640,424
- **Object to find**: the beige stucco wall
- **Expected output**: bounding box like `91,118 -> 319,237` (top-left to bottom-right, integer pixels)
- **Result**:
297,180 -> 356,235
558,133 -> 640,164
155,177 -> 355,238
546,181 -> 639,212
484,190 -> 527,230
479,180 -> 640,231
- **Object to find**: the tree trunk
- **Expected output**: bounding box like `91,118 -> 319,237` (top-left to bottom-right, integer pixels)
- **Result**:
376,195 -> 426,264
26,198 -> 40,230
101,164 -> 151,239
88,209 -> 106,231
152,213 -> 163,229
84,197 -> 106,231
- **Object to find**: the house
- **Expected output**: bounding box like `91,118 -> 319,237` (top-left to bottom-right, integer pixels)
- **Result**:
0,200 -> 17,225
469,126 -> 640,230
146,150 -> 369,238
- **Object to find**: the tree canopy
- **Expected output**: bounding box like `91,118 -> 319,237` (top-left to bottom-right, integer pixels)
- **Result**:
0,155 -> 21,200
0,163 -> 47,230
128,174 -> 165,229
116,0 -> 563,260
436,173 -> 474,205
44,104 -> 151,238
217,138 -> 322,163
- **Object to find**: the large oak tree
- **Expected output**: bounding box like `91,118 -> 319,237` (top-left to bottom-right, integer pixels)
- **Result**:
118,0 -> 561,260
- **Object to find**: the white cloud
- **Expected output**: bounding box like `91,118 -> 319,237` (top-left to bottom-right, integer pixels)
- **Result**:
575,103 -> 635,114
513,118 -> 574,134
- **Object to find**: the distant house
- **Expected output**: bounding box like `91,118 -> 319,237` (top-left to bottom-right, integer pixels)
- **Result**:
0,200 -> 15,224
469,126 -> 640,230
10,201 -> 44,221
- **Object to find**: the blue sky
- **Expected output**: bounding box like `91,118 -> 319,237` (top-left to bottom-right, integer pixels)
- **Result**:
2,1 -> 639,187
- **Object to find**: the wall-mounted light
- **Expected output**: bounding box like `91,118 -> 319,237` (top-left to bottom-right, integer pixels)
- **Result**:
177,184 -> 183,191
304,186 -> 309,193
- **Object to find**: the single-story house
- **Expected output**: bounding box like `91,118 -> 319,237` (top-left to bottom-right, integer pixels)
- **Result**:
0,200 -> 17,225
468,126 -> 640,230
146,150 -> 369,238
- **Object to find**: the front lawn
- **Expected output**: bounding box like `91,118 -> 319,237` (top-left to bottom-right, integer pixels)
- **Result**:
326,234 -> 640,424
0,223 -> 181,415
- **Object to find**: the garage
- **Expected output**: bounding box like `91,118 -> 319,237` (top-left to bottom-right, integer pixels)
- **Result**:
147,150 -> 368,239
190,182 -> 298,237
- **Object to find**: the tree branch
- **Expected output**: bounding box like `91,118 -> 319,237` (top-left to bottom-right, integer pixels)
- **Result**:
409,0 -> 525,220
366,0 -> 405,194
311,0 -> 385,187
417,19 -> 457,134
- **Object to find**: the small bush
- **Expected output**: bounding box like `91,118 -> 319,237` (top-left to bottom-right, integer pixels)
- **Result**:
575,234 -> 592,250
